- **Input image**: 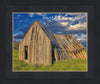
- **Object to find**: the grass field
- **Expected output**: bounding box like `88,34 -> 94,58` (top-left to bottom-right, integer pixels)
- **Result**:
13,48 -> 87,71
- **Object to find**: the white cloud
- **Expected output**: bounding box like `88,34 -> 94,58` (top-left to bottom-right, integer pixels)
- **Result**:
56,31 -> 62,34
43,22 -> 46,24
48,20 -> 52,22
13,33 -> 23,37
13,33 -> 18,37
73,13 -> 87,21
60,22 -> 69,26
13,33 -> 24,41
43,16 -> 49,20
73,33 -> 87,42
68,22 -> 87,30
28,13 -> 48,18
53,14 -> 72,21
53,13 -> 87,22
19,20 -> 23,22
16,19 -> 27,23
29,13 -> 34,17
35,13 -> 47,17
17,14 -> 21,17
53,15 -> 69,21
64,14 -> 68,16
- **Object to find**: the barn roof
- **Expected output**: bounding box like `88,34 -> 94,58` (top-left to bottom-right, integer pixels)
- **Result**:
35,20 -> 61,48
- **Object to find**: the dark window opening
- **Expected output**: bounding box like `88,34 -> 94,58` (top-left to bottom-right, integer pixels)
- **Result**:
25,46 -> 28,59
52,47 -> 55,64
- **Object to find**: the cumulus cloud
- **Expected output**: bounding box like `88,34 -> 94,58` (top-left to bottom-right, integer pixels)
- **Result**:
72,33 -> 87,47
43,16 -> 49,20
52,13 -> 87,22
56,31 -> 63,34
53,13 -> 87,23
16,20 -> 24,23
35,13 -> 47,16
53,15 -> 71,21
28,13 -> 47,17
29,13 -> 34,17
17,14 -> 21,17
60,22 -> 69,26
73,13 -> 87,21
73,33 -> 87,42
13,33 -> 24,41
68,22 -> 87,30
41,13 -> 87,32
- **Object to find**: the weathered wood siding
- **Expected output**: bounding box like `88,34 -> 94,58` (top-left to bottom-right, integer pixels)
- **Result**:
19,21 -> 52,65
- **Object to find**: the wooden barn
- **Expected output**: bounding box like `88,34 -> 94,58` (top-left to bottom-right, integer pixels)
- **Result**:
19,20 -> 87,65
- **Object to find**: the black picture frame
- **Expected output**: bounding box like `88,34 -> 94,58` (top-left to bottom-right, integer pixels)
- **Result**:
1,0 -> 100,84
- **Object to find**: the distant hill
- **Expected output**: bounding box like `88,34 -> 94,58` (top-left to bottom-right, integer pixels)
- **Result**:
14,41 -> 20,50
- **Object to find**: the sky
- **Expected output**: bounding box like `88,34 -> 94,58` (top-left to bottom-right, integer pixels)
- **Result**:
13,12 -> 87,47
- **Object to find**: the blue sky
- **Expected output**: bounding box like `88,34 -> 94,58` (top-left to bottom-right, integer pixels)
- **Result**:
13,12 -> 87,47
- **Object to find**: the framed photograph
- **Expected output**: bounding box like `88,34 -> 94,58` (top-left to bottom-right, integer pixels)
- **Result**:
1,0 -> 99,84
13,12 -> 88,72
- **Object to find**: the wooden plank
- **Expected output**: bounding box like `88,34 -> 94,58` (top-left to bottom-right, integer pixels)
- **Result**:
56,38 -> 71,59
63,35 -> 78,59
66,36 -> 81,59
54,47 -> 59,61
71,35 -> 87,59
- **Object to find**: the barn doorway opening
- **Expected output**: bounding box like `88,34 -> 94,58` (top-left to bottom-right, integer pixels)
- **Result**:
52,47 -> 55,63
25,46 -> 28,59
